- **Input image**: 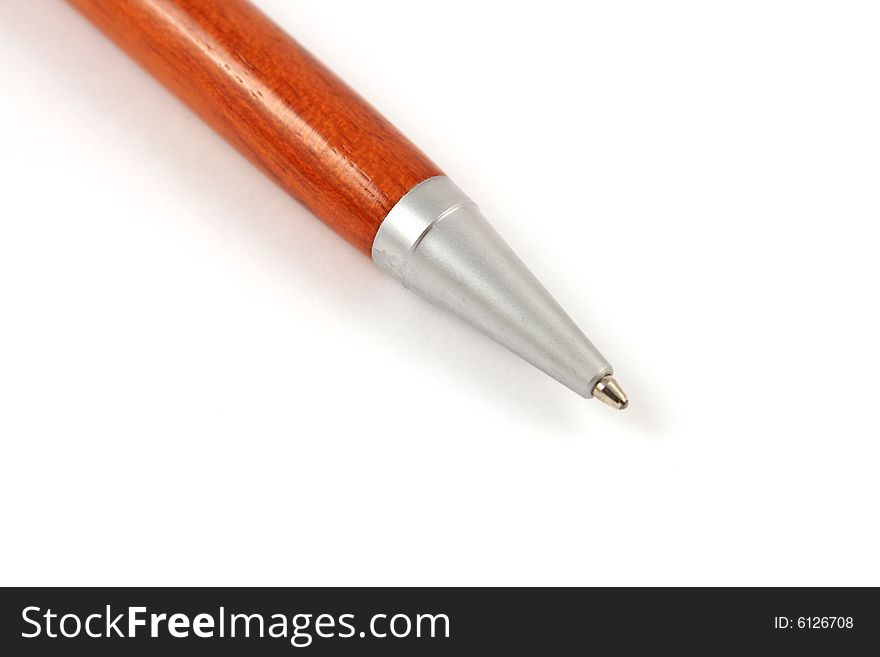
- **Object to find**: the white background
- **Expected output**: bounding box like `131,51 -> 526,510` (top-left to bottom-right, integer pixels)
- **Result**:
1,1 -> 878,586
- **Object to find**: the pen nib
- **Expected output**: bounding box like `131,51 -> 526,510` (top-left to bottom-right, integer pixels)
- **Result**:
592,376 -> 629,410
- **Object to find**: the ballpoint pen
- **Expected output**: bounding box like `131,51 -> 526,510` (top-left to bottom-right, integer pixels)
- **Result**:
68,0 -> 629,410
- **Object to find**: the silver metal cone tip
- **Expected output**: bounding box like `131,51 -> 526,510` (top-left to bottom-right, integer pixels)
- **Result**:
592,376 -> 629,410
372,177 -> 615,399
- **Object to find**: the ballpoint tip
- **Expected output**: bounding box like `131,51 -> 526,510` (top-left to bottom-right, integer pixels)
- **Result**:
592,375 -> 629,410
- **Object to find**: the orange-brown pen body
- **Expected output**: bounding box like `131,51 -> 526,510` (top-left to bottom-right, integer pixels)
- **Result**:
69,0 -> 440,255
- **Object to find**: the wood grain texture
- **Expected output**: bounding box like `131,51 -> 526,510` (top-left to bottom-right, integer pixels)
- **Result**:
68,0 -> 442,254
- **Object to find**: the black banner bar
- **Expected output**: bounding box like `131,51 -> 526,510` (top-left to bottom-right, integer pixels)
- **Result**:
1,587 -> 877,655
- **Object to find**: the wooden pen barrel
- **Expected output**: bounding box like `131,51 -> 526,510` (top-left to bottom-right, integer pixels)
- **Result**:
68,0 -> 442,254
